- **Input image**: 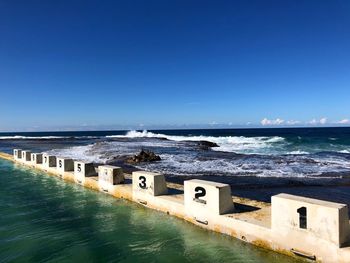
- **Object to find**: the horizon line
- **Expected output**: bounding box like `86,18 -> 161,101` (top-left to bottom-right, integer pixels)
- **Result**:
1,125 -> 350,134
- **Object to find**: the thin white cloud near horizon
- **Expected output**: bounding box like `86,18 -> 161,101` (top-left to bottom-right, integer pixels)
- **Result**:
307,117 -> 328,125
261,118 -> 285,126
337,119 -> 350,124
286,120 -> 301,125
260,117 -> 350,126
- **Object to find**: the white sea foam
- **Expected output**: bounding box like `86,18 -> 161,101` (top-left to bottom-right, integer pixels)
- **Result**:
107,130 -> 285,154
47,144 -> 104,163
136,152 -> 348,179
36,130 -> 350,179
287,150 -> 310,155
47,137 -> 350,179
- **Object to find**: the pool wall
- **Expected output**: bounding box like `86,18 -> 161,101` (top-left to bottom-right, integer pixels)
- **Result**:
2,150 -> 350,263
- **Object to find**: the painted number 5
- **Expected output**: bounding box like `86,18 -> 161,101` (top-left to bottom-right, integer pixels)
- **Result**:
139,176 -> 146,189
77,164 -> 82,172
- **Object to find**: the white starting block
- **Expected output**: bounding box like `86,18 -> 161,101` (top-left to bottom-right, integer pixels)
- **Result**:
57,157 -> 74,173
42,154 -> 57,168
98,165 -> 124,191
13,149 -> 22,160
74,161 -> 97,184
132,171 -> 168,197
21,150 -> 32,162
272,194 -> 350,247
184,179 -> 234,224
31,153 -> 43,164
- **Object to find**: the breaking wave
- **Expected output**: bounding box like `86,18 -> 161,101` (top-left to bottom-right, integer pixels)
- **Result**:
3,128 -> 350,180
48,138 -> 350,179
107,130 -> 285,154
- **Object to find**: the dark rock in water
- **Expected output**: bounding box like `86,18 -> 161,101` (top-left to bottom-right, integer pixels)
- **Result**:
183,140 -> 219,150
198,140 -> 219,147
125,149 -> 161,164
197,140 -> 219,150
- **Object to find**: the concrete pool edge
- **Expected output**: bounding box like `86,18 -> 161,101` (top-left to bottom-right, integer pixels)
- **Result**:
3,151 -> 350,262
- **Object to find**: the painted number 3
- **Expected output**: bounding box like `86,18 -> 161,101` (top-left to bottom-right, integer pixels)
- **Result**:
139,176 -> 146,189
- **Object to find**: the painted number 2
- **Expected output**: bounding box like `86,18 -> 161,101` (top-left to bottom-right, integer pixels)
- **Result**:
194,186 -> 206,204
139,176 -> 146,189
195,186 -> 206,199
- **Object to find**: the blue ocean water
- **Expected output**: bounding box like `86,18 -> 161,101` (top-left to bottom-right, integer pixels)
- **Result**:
1,127 -> 350,204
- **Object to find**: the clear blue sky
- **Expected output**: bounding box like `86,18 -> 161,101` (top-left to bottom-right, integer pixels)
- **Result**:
0,0 -> 349,131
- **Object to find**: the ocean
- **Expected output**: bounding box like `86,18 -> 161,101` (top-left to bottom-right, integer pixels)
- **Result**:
1,127 -> 350,206
1,127 -> 349,262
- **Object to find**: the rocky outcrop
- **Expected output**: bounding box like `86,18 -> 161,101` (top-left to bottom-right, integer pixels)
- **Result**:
196,140 -> 219,150
198,140 -> 219,148
125,149 -> 161,164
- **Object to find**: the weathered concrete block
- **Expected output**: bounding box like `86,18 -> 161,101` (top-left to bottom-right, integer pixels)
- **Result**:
132,171 -> 167,197
271,193 -> 350,247
98,165 -> 124,186
74,161 -> 96,184
42,154 -> 57,168
31,153 -> 43,164
21,150 -> 32,162
57,158 -> 74,172
184,179 -> 234,222
13,149 -> 22,160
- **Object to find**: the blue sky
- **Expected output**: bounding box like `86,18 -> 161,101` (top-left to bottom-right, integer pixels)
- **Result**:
0,0 -> 349,131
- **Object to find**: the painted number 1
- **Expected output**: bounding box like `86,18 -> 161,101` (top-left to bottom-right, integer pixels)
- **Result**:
139,176 -> 146,189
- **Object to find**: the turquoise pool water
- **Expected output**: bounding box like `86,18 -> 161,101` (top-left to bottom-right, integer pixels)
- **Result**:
0,159 -> 301,262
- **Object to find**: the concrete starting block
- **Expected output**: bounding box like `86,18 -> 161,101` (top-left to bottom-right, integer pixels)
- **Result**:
57,157 -> 74,173
42,154 -> 57,168
13,149 -> 22,160
184,179 -> 234,224
132,171 -> 168,198
98,165 -> 124,191
21,150 -> 32,162
74,161 -> 96,184
272,193 -> 350,248
31,153 -> 43,164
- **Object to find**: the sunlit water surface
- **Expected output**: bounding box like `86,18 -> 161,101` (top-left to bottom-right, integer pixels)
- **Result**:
0,159 -> 301,262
